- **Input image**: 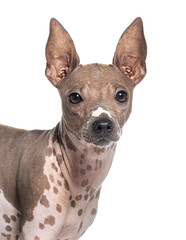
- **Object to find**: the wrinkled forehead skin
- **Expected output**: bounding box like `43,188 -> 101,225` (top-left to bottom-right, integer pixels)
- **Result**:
58,63 -> 135,136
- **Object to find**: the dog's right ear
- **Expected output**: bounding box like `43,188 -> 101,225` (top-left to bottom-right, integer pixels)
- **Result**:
45,18 -> 80,87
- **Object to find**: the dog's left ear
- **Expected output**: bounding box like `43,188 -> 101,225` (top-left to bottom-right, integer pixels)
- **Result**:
113,17 -> 147,85
45,18 -> 80,87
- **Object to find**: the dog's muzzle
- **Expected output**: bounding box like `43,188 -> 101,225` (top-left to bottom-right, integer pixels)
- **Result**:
80,106 -> 121,146
92,118 -> 114,145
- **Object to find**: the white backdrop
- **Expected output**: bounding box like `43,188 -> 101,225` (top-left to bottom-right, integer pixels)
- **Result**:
0,0 -> 186,239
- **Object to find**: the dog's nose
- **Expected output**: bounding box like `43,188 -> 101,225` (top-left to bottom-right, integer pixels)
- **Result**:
93,118 -> 113,136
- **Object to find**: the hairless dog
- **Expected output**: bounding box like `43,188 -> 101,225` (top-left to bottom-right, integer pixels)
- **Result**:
0,17 -> 147,240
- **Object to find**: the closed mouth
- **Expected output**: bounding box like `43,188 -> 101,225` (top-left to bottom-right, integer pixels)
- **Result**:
93,137 -> 111,146
80,115 -> 121,146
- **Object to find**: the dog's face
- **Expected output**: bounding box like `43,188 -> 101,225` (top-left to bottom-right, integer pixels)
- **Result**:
58,64 -> 134,146
45,18 -> 147,146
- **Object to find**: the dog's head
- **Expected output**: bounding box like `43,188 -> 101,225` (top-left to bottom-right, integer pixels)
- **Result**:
45,18 -> 147,146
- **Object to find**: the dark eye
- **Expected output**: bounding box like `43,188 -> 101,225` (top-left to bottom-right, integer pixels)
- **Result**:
69,92 -> 83,104
115,91 -> 128,103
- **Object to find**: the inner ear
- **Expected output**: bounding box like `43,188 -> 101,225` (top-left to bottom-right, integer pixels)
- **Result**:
113,17 -> 147,85
58,67 -> 68,79
45,18 -> 80,87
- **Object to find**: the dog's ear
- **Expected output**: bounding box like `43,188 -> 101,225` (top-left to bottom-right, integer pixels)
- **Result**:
113,17 -> 147,85
45,18 -> 80,87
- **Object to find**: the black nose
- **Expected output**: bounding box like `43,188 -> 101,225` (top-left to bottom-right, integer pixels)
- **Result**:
93,118 -> 113,137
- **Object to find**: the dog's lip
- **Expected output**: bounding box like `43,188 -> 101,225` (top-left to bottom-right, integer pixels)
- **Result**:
93,138 -> 112,146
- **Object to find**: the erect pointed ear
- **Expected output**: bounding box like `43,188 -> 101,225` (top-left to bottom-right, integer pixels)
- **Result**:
113,17 -> 147,85
45,18 -> 80,87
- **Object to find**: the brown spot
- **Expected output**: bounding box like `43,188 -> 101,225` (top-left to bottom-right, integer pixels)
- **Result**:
39,223 -> 45,230
16,236 -> 19,240
69,195 -> 72,201
80,169 -> 86,175
75,194 -> 82,201
53,148 -> 56,156
84,194 -> 89,200
3,214 -> 10,223
51,163 -> 58,172
5,225 -> 12,232
34,236 -> 40,240
81,179 -> 88,187
86,186 -> 91,192
49,174 -> 54,183
10,215 -> 17,222
46,147 -> 52,157
95,159 -> 102,170
56,203 -> 62,213
57,154 -> 63,165
78,209 -> 83,216
94,147 -> 105,154
65,134 -> 77,152
40,195 -> 50,208
53,186 -> 58,194
78,221 -> 83,232
96,159 -> 99,167
64,180 -> 70,191
71,200 -> 76,208
86,165 -> 92,171
79,160 -> 83,165
17,213 -> 21,218
57,180 -> 62,186
81,154 -> 84,159
91,208 -> 97,216
2,233 -> 11,240
100,160 -> 102,168
44,215 -> 55,226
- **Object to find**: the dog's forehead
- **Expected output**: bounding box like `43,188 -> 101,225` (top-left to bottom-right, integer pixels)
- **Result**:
61,63 -> 134,93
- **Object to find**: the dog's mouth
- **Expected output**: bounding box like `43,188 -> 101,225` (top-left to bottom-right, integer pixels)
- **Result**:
93,137 -> 112,146
81,117 -> 121,146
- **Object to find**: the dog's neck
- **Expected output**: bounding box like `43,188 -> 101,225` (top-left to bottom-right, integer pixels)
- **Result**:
52,121 -> 116,197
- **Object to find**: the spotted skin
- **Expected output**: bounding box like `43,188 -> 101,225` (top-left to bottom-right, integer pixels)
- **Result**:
0,190 -> 20,239
0,121 -> 115,239
20,123 -> 115,239
0,17 -> 147,239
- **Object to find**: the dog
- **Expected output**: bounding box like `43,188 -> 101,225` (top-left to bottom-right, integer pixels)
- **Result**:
0,17 -> 147,240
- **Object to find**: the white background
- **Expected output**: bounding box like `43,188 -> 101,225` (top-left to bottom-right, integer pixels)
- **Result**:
0,0 -> 186,239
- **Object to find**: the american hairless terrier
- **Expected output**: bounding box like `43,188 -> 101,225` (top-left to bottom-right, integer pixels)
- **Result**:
0,17 -> 147,239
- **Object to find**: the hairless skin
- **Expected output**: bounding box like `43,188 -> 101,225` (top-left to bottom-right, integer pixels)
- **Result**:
0,17 -> 147,239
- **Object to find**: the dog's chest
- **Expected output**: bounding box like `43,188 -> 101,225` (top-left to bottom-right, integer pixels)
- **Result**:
43,148 -> 101,239
26,135 -> 115,239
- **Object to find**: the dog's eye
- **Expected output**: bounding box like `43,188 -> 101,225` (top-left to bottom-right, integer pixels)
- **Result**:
115,91 -> 128,103
69,92 -> 83,104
